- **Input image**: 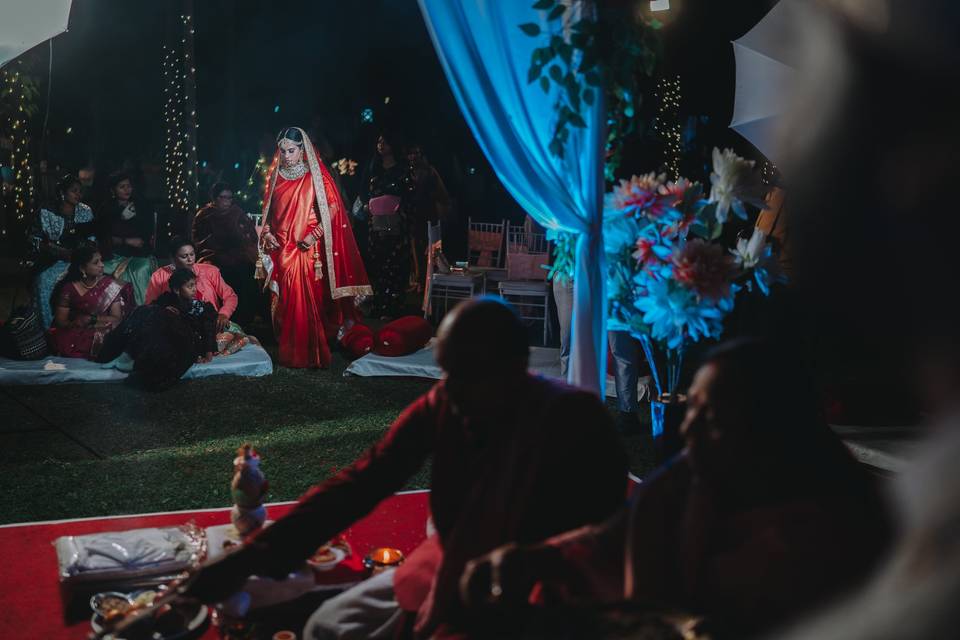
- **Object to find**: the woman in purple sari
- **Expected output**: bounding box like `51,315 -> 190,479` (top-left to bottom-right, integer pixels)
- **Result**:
48,245 -> 133,359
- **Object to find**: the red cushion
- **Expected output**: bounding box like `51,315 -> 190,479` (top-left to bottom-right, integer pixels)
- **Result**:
340,324 -> 374,359
374,316 -> 434,357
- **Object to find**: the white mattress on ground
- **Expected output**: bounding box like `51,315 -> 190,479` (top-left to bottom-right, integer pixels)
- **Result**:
0,344 -> 274,386
345,344 -> 647,400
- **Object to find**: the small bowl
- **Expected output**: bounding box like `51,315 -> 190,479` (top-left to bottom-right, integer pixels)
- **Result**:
307,545 -> 346,571
363,547 -> 405,574
90,602 -> 209,639
89,591 -> 134,616
129,584 -> 167,608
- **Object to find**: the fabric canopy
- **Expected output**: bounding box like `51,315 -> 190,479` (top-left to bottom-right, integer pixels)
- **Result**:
730,0 -> 802,163
0,0 -> 72,69
418,0 -> 607,394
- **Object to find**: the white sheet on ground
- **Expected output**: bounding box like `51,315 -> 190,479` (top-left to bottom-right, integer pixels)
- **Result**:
182,344 -> 273,380
0,344 -> 273,386
345,344 -> 648,400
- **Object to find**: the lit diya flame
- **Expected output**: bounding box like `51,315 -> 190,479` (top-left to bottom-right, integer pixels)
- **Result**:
364,547 -> 405,572
373,548 -> 404,565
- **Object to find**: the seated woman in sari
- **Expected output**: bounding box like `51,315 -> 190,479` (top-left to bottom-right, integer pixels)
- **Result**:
98,172 -> 158,305
48,245 -> 133,359
99,268 -> 218,390
31,174 -> 98,328
145,237 -> 256,354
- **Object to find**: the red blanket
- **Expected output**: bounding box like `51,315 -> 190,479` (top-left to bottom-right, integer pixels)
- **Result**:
0,491 -> 429,639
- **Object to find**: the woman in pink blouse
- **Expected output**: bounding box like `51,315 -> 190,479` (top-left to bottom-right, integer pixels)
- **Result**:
145,237 -> 238,332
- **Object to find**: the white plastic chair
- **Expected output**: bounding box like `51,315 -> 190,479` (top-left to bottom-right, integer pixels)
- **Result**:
423,220 -> 482,322
467,217 -> 507,293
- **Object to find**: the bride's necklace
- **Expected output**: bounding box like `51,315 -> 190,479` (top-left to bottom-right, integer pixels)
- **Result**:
279,161 -> 307,181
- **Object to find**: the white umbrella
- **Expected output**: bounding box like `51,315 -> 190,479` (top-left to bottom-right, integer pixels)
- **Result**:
0,0 -> 73,69
729,0 -> 804,164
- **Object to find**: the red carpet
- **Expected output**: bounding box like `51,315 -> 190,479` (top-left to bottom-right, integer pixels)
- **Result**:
0,490 -> 430,639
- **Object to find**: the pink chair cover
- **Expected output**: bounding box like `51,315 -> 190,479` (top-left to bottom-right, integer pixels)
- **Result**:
468,230 -> 502,267
506,251 -> 547,280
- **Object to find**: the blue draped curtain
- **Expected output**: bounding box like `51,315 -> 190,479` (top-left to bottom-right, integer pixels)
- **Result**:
418,0 -> 607,394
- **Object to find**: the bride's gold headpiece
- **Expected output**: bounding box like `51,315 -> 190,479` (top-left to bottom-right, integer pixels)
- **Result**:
276,126 -> 305,148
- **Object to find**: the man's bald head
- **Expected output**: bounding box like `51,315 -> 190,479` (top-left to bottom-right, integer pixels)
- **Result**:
435,296 -> 529,377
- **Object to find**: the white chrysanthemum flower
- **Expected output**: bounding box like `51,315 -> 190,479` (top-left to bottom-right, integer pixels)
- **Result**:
708,147 -> 755,223
731,228 -> 768,269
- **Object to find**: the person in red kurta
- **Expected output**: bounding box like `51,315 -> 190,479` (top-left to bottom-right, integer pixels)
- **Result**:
258,127 -> 372,368
184,298 -> 629,639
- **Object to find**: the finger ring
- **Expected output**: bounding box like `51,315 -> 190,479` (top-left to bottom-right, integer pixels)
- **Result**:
488,563 -> 502,603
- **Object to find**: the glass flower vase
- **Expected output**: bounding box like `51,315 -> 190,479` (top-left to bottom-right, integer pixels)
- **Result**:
636,334 -> 685,439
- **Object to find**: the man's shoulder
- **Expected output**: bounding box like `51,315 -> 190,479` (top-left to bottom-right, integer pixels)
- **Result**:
150,265 -> 174,281
528,374 -> 603,408
388,382 -> 447,436
414,381 -> 447,414
195,263 -> 221,276
194,204 -> 216,220
524,375 -> 616,437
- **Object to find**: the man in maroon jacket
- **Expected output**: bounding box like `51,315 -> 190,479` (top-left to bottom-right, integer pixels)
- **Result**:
186,296 -> 628,638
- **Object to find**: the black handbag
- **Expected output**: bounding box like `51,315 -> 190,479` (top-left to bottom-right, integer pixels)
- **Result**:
4,305 -> 49,360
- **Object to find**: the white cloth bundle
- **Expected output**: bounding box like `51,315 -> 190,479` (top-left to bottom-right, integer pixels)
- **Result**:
55,524 -> 206,583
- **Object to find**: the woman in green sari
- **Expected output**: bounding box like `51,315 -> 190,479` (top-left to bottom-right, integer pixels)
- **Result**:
98,172 -> 158,304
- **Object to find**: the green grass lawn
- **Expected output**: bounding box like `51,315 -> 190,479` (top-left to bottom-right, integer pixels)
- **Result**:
2,347 -> 657,525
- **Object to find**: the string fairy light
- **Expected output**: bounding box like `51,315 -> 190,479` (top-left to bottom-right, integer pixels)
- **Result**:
162,12 -> 199,239
238,155 -> 270,209
654,75 -> 682,181
262,155 -> 278,208
1,63 -> 36,225
761,160 -> 778,185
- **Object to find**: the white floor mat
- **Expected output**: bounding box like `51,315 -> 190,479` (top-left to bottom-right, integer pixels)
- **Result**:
0,344 -> 273,386
345,344 -> 647,400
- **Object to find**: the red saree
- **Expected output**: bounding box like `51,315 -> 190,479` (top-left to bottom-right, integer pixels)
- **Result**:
261,129 -> 372,368
47,275 -> 133,359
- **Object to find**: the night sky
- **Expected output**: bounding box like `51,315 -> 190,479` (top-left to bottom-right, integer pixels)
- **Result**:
32,0 -> 774,206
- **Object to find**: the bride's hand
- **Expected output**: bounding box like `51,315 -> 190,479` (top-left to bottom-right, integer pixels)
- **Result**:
297,235 -> 316,251
261,232 -> 280,251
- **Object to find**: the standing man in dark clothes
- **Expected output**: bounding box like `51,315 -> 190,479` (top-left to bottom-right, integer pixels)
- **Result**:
185,296 -> 628,638
192,182 -> 260,325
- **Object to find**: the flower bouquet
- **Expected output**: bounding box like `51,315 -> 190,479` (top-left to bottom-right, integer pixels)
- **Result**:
604,148 -> 783,436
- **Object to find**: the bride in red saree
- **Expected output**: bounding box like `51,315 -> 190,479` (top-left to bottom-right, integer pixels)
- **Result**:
258,127 -> 372,368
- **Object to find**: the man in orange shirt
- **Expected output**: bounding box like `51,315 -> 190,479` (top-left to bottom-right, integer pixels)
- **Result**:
754,183 -> 790,277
